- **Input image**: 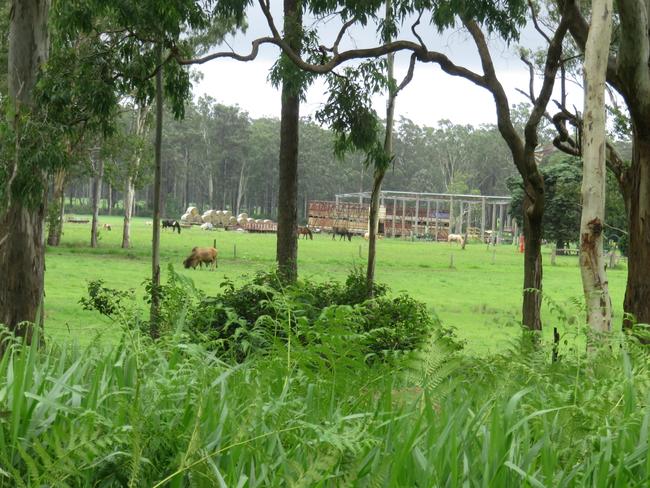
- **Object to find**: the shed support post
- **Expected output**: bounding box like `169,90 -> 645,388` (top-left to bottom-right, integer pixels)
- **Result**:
481,197 -> 486,242
414,196 -> 420,237
467,202 -> 471,239
425,200 -> 430,236
449,195 -> 454,237
392,197 -> 397,237
435,200 -> 439,241
401,199 -> 406,237
458,201 -> 464,234
491,203 -> 497,244
499,203 -> 506,242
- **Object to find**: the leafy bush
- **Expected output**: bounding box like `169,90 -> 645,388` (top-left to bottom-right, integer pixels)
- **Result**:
186,268 -> 437,362
80,279 -> 131,317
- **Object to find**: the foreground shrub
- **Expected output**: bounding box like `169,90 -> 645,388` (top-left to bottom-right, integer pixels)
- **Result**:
186,268 -> 437,361
0,326 -> 648,486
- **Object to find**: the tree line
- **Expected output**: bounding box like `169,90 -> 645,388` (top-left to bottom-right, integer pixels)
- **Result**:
60,99 -> 520,222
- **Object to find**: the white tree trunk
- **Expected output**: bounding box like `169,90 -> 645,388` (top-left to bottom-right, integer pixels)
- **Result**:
90,157 -> 104,248
580,0 -> 614,334
236,162 -> 248,215
121,103 -> 149,248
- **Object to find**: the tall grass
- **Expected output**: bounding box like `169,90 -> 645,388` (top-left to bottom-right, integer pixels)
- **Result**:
1,316 -> 649,486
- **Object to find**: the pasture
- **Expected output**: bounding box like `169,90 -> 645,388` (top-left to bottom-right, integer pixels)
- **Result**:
45,215 -> 628,353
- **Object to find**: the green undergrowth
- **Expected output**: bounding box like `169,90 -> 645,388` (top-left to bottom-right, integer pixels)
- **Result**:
82,268 -> 442,363
1,272 -> 649,486
1,326 -> 649,485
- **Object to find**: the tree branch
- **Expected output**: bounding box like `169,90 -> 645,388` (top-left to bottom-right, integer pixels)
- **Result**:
397,53 -> 417,92
527,0 -> 552,44
173,37 -> 277,65
523,7 -> 569,147
519,54 -> 536,104
411,11 -> 426,49
560,0 -> 621,91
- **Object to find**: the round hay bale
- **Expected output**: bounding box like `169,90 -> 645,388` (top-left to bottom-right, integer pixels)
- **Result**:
237,213 -> 248,221
186,206 -> 199,217
237,217 -> 247,226
255,219 -> 262,223
263,219 -> 271,223
247,218 -> 255,224
229,216 -> 237,225
223,210 -> 232,219
180,212 -> 192,223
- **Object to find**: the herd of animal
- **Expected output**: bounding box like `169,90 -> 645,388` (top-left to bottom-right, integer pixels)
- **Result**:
99,219 -> 469,274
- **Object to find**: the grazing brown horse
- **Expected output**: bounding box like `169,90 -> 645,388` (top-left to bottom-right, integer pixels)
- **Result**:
297,226 -> 313,240
183,246 -> 218,270
332,227 -> 352,241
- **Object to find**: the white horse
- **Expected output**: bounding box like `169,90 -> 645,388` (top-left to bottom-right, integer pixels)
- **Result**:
447,233 -> 465,246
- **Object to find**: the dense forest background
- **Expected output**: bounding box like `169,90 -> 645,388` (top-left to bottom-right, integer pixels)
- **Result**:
63,97 -> 544,222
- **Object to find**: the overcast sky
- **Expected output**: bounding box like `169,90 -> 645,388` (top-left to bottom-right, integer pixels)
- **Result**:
192,4 -> 582,128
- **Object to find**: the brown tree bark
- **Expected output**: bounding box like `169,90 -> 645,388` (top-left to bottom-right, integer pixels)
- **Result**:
366,170 -> 385,297
149,52 -> 163,339
276,0 -> 302,283
623,137 -> 650,328
522,191 -> 543,331
0,0 -> 49,336
461,16 -> 568,332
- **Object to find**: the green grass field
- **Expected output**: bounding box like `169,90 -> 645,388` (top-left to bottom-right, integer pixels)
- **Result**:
44,214 -> 628,353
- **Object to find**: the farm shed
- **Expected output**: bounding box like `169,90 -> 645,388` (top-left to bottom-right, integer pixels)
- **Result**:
308,201 -> 386,235
332,190 -> 514,242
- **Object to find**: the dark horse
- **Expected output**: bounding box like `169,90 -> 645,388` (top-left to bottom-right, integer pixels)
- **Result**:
162,219 -> 181,234
332,227 -> 352,242
297,226 -> 313,240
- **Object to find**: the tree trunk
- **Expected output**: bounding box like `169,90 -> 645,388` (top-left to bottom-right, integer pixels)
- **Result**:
367,30 -> 397,298
122,179 -> 135,248
90,158 -> 104,248
0,0 -> 49,336
186,151 -> 191,209
579,0 -> 613,334
623,136 -> 650,329
0,204 -> 46,337
522,193 -> 543,331
366,170 -> 386,296
121,104 -> 149,249
236,162 -> 247,215
149,49 -> 164,340
47,168 -> 66,247
276,0 -> 302,283
107,183 -> 112,215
